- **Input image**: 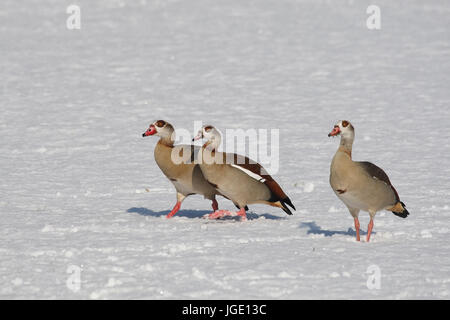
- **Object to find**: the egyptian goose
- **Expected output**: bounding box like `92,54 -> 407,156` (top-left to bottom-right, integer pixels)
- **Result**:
328,120 -> 409,242
193,125 -> 295,220
142,120 -> 221,218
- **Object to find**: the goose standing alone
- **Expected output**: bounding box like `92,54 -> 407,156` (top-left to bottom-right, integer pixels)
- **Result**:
193,125 -> 295,220
142,120 -> 222,218
328,120 -> 409,242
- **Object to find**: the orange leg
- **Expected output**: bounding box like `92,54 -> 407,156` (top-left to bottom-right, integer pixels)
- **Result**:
366,218 -> 374,242
236,207 -> 247,221
208,207 -> 247,221
354,217 -> 360,241
166,201 -> 181,219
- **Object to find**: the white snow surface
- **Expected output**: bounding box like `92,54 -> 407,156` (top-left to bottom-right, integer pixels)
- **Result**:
1,0 -> 450,299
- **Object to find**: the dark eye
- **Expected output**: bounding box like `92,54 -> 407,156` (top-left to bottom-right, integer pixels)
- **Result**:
342,120 -> 349,127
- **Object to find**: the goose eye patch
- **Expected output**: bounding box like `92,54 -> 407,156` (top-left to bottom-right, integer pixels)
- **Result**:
155,120 -> 166,127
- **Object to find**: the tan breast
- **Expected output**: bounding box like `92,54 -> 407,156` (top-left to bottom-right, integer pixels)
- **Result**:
154,141 -> 217,199
330,151 -> 397,212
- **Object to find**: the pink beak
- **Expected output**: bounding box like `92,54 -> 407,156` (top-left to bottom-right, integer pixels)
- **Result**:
142,125 -> 157,137
328,126 -> 341,137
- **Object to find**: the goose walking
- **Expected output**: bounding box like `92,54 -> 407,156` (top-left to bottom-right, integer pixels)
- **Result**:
193,125 -> 295,220
142,120 -> 222,218
328,120 -> 409,242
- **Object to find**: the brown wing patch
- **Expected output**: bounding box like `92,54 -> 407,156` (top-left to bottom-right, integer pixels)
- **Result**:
358,161 -> 400,202
204,125 -> 214,132
264,180 -> 289,202
229,153 -> 288,201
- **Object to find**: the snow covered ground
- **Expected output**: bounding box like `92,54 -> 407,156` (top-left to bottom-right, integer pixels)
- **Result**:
1,0 -> 450,299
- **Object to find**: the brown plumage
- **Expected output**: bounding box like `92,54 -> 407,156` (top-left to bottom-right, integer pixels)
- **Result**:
194,125 -> 295,219
142,120 -> 224,218
328,120 -> 409,241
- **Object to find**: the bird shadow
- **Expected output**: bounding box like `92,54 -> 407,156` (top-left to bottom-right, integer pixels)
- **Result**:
126,207 -> 284,220
247,212 -> 285,220
126,207 -> 209,219
300,221 -> 374,237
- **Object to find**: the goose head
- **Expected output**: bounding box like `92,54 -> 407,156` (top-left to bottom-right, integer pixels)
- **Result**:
142,120 -> 174,138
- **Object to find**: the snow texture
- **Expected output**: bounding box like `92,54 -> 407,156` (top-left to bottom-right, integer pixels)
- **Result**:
1,0 -> 449,299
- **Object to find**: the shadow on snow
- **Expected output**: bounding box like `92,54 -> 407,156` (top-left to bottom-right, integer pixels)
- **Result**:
126,207 -> 284,220
300,221 -> 374,237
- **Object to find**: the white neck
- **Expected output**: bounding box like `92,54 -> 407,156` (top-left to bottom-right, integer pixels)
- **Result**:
157,128 -> 175,147
204,133 -> 221,151
339,131 -> 354,156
